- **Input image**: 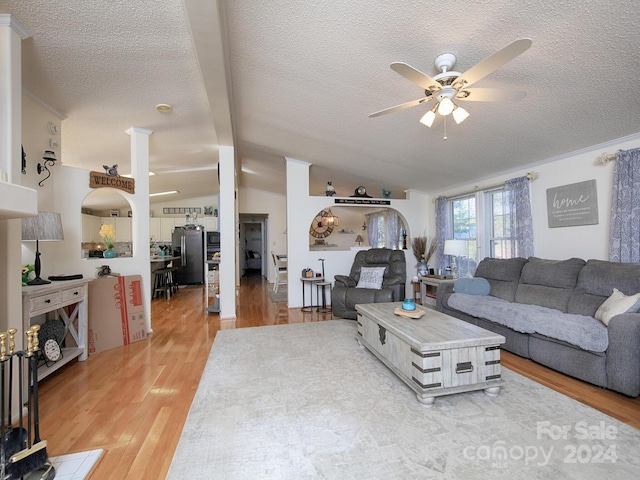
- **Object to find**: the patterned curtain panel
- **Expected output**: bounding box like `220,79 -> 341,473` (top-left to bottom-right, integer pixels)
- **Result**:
386,210 -> 401,249
609,148 -> 640,263
434,196 -> 448,271
365,212 -> 381,248
504,176 -> 534,258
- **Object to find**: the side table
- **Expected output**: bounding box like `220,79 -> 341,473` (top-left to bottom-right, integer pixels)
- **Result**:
300,276 -> 324,312
419,275 -> 453,308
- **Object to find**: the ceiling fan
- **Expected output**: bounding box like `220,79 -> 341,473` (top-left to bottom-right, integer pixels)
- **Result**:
369,38 -> 532,130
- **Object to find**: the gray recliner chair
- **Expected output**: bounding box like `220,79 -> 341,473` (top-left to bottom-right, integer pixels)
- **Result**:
332,248 -> 406,319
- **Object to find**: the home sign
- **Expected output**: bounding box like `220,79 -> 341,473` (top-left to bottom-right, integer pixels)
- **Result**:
546,179 -> 598,228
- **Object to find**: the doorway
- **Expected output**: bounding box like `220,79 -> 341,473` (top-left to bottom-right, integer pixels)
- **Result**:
239,214 -> 268,277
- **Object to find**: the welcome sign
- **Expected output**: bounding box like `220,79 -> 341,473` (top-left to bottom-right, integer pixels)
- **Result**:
89,171 -> 135,194
546,180 -> 598,228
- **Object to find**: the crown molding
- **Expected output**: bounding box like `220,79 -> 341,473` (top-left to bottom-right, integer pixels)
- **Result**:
0,14 -> 30,39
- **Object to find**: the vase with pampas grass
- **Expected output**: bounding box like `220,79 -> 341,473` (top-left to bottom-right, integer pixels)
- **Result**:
412,235 -> 437,276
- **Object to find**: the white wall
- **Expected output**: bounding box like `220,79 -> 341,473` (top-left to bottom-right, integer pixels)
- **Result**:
285,158 -> 431,308
427,133 -> 640,261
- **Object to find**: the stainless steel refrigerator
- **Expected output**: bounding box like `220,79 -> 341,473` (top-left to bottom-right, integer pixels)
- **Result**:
172,225 -> 205,285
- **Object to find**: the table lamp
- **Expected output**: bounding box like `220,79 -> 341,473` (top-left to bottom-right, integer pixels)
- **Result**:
21,212 -> 65,285
355,234 -> 364,246
443,239 -> 466,278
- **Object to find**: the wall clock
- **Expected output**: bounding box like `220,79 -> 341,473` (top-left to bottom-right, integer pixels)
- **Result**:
310,211 -> 334,238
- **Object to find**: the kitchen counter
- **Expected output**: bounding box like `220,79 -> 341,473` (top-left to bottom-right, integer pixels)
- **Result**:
151,255 -> 179,272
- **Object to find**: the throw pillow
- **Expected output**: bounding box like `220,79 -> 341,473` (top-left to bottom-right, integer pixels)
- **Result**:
595,288 -> 640,326
356,266 -> 386,289
453,277 -> 491,295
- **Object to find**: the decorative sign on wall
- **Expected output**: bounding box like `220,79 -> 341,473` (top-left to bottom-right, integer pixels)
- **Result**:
546,179 -> 598,228
335,198 -> 391,205
89,171 -> 135,194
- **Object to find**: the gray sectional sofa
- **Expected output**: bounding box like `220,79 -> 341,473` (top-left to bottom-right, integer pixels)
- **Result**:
436,257 -> 640,397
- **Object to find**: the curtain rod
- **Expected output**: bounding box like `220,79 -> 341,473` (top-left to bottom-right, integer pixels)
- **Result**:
595,149 -> 625,165
436,171 -> 538,202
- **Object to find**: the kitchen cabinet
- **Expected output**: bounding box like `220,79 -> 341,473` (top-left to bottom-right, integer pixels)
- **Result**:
202,216 -> 218,232
115,217 -> 132,242
149,217 -> 161,243
82,214 -> 102,243
160,218 -> 175,242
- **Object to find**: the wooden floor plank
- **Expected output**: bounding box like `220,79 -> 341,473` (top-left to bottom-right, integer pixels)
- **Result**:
31,274 -> 639,479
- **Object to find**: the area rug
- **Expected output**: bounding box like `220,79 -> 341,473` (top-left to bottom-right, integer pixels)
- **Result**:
167,320 -> 640,479
267,284 -> 287,303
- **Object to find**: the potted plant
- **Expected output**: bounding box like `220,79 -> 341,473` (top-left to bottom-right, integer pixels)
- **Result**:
100,224 -> 117,258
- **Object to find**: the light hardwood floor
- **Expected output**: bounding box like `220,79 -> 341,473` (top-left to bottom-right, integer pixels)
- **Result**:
34,273 -> 640,479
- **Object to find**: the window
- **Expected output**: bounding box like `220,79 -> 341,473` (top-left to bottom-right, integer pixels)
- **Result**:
447,187 -> 514,274
488,189 -> 514,259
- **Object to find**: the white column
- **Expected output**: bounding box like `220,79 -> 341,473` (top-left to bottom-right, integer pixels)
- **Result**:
218,145 -> 237,319
285,158 -> 311,307
125,127 -> 153,332
0,16 -> 30,336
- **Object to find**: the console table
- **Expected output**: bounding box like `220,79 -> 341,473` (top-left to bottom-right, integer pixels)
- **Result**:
22,278 -> 90,382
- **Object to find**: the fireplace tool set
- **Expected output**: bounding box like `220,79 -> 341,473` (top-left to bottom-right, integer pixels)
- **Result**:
1,326 -> 55,479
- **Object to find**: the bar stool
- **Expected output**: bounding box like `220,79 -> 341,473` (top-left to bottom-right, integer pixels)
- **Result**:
315,281 -> 332,314
153,267 -> 174,299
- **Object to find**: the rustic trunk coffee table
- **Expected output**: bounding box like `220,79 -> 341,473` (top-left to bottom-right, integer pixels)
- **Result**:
356,302 -> 505,407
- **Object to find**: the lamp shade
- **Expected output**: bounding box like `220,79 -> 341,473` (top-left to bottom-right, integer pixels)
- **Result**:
443,239 -> 466,256
22,212 -> 64,241
355,234 -> 364,243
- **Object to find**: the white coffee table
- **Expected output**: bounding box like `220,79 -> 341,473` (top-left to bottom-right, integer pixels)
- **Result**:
356,302 -> 505,407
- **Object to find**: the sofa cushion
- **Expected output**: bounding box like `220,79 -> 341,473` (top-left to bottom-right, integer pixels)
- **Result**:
356,267 -> 386,289
568,259 -> 640,316
474,257 -> 527,302
515,257 -> 585,312
595,288 -> 640,326
454,277 -> 491,295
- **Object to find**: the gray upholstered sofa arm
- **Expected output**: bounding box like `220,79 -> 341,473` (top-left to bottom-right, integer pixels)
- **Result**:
334,275 -> 357,288
436,281 -> 455,311
606,313 -> 640,397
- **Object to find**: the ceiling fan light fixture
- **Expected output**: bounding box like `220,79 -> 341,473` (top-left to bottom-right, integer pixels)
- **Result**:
437,96 -> 455,116
419,108 -> 437,128
452,105 -> 470,124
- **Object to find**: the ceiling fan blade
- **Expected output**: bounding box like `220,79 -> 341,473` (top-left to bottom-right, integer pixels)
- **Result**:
453,38 -> 532,89
456,88 -> 527,102
368,97 -> 432,118
390,62 -> 441,92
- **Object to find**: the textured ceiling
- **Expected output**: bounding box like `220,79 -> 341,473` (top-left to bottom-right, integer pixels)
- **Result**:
2,0 -> 640,205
